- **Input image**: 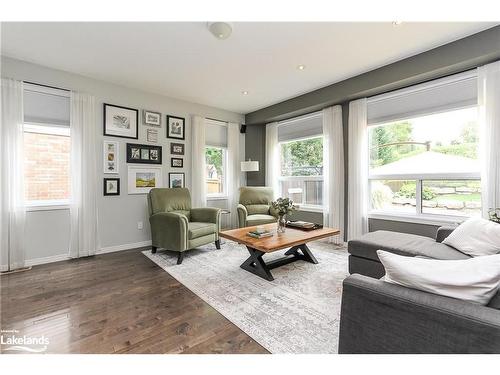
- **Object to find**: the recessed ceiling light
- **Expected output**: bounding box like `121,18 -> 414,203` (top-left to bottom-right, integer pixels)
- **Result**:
392,21 -> 403,26
297,64 -> 306,70
242,91 -> 248,95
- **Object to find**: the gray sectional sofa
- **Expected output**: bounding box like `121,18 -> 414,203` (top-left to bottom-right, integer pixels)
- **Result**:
339,227 -> 500,354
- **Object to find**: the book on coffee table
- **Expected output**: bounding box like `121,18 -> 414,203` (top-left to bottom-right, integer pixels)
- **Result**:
247,230 -> 273,239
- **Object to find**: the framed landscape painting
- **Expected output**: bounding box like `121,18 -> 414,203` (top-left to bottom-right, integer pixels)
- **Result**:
169,172 -> 185,188
103,103 -> 139,139
166,115 -> 185,140
128,166 -> 162,194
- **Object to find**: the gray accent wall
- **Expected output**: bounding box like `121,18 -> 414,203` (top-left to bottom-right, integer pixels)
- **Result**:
243,26 -> 500,239
245,124 -> 266,186
1,56 -> 244,266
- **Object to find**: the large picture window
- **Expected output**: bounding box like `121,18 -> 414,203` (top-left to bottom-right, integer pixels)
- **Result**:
279,136 -> 323,208
368,106 -> 481,218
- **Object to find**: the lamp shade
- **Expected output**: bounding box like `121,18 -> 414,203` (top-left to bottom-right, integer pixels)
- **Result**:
241,160 -> 259,172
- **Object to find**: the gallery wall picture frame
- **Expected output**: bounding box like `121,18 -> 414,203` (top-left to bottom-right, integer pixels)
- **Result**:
170,142 -> 185,155
169,172 -> 185,188
104,178 -> 120,196
103,140 -> 119,174
128,165 -> 163,195
171,157 -> 183,168
126,143 -> 162,164
142,109 -> 162,127
146,128 -> 158,143
166,115 -> 185,140
103,103 -> 139,139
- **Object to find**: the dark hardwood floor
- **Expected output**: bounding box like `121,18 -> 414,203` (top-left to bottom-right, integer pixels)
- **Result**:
0,248 -> 268,354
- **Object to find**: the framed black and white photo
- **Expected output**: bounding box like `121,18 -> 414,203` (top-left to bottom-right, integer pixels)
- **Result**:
128,166 -> 162,194
170,142 -> 185,155
146,128 -> 158,143
171,157 -> 183,168
103,140 -> 119,174
142,109 -> 161,127
169,173 -> 185,188
166,115 -> 185,140
126,143 -> 162,164
103,103 -> 139,139
104,178 -> 120,196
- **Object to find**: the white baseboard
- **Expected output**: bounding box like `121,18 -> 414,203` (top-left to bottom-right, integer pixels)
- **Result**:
25,254 -> 70,267
1,241 -> 153,270
97,240 -> 152,255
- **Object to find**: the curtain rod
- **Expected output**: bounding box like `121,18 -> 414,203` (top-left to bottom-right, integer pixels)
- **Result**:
23,80 -> 71,92
206,117 -> 229,124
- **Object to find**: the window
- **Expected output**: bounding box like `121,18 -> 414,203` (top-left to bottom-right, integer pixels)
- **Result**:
279,136 -> 324,208
23,84 -> 71,207
205,146 -> 227,197
368,106 -> 481,218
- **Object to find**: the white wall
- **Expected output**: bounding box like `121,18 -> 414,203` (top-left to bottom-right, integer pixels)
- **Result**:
1,56 -> 245,266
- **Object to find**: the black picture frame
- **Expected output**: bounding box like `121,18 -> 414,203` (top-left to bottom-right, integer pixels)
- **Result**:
103,103 -> 139,139
166,115 -> 185,140
171,157 -> 183,168
169,173 -> 185,188
126,143 -> 162,164
170,142 -> 185,155
104,178 -> 120,196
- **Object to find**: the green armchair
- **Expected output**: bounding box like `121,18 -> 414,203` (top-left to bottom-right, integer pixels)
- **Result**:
237,186 -> 278,228
147,188 -> 221,264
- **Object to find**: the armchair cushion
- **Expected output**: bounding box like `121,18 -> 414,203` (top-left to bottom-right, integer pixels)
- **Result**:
246,204 -> 271,215
247,214 -> 276,226
188,222 -> 217,240
149,188 -> 192,220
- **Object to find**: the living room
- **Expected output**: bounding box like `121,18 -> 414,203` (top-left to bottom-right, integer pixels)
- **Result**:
1,1 -> 500,373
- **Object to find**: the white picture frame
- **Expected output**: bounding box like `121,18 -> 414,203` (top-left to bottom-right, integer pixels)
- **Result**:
127,165 -> 163,194
146,128 -> 159,143
103,140 -> 119,174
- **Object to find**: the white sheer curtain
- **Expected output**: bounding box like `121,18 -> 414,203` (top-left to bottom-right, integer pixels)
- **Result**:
323,105 -> 344,244
227,122 -> 241,228
1,78 -> 26,270
478,61 -> 500,218
69,92 -> 98,258
265,122 -> 279,197
347,98 -> 369,240
191,115 -> 206,207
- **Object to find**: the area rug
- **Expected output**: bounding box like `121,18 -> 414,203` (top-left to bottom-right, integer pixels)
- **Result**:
142,240 -> 348,354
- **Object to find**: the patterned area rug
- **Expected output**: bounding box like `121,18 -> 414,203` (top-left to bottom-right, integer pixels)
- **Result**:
143,240 -> 348,354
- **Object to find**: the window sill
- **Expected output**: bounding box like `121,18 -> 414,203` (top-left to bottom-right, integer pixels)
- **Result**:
368,211 -> 466,227
206,195 -> 228,201
296,205 -> 324,214
26,203 -> 70,212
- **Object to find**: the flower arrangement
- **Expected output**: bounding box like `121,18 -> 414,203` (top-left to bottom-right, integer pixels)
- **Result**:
271,197 -> 297,217
489,208 -> 500,224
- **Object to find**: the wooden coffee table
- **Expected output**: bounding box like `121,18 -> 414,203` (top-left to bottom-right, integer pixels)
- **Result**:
219,223 -> 340,281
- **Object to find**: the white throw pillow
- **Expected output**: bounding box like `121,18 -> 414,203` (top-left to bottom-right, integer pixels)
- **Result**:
443,217 -> 500,257
377,250 -> 500,305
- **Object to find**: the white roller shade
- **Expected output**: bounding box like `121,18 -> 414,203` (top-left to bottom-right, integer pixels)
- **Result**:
278,112 -> 323,142
367,71 -> 477,126
23,84 -> 70,126
205,119 -> 228,147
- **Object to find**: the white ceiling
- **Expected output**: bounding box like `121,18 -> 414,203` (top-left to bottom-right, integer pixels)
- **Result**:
1,22 -> 497,114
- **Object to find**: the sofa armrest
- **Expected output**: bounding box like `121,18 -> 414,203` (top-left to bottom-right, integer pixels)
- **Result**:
338,274 -> 500,354
191,207 -> 221,224
435,226 -> 456,243
237,204 -> 248,228
149,212 -> 188,251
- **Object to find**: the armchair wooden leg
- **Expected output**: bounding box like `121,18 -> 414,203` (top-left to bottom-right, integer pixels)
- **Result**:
152,246 -> 157,254
177,252 -> 184,265
215,240 -> 221,249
